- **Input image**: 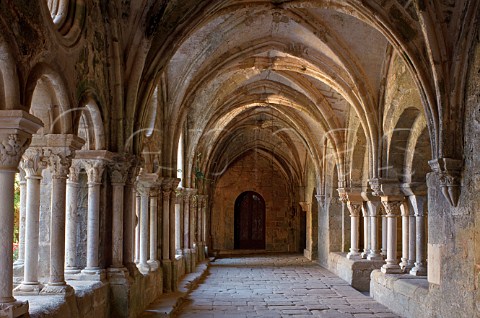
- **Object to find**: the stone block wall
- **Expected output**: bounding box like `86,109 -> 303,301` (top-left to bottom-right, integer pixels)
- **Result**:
211,152 -> 300,252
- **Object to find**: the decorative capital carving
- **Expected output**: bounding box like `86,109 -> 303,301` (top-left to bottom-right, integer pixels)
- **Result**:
69,160 -> 82,183
315,194 -> 326,205
346,201 -> 362,217
109,154 -> 132,185
381,200 -> 403,217
135,171 -> 158,196
83,159 -> 106,184
44,147 -> 76,178
429,158 -> 462,207
22,147 -> 48,178
0,134 -> 31,170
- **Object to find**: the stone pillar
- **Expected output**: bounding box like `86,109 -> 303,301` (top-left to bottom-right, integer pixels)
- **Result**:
169,181 -> 179,260
42,136 -> 83,294
161,179 -> 172,292
13,164 -> 26,268
136,173 -> 157,274
175,189 -> 184,254
108,157 -> 131,280
346,201 -> 362,259
409,195 -> 427,276
135,192 -> 141,263
407,199 -> 416,271
366,201 -> 383,260
148,184 -> 160,271
0,110 -> 42,316
65,162 -> 81,274
381,200 -> 403,274
183,190 -> 192,273
124,160 -> 140,274
190,194 -> 198,269
381,214 -> 387,257
81,159 -> 107,279
15,147 -> 48,294
361,204 -> 370,259
399,202 -> 411,271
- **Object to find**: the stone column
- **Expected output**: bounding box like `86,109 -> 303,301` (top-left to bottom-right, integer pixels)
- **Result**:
381,213 -> 387,257
0,110 -> 42,316
409,195 -> 427,276
108,157 -> 131,280
190,194 -> 198,269
124,160 -> 140,274
41,137 -> 82,295
399,202 -> 411,271
135,192 -> 141,263
161,179 -> 172,292
175,189 -> 184,254
65,162 -> 81,274
381,200 -> 403,274
361,204 -> 370,259
15,147 -> 48,294
148,183 -> 160,271
13,164 -> 26,268
81,159 -> 106,279
136,173 -> 157,274
366,201 -> 383,260
407,199 -> 416,271
346,201 -> 362,259
169,180 -> 179,260
183,190 -> 192,273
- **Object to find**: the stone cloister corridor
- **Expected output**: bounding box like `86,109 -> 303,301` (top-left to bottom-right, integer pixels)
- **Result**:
0,1 -> 479,318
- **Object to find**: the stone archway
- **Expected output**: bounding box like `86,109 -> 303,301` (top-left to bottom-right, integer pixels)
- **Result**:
234,191 -> 266,250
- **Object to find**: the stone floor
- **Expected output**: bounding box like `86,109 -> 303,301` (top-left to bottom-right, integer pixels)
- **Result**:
176,254 -> 400,318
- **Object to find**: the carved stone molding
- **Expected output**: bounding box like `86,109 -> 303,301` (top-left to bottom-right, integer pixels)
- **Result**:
135,172 -> 158,196
83,159 -> 107,184
22,147 -> 48,178
381,201 -> 403,217
68,160 -> 82,183
109,154 -> 132,185
429,158 -> 462,207
346,201 -> 362,217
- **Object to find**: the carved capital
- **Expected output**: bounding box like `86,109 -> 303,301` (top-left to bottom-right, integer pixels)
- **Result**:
22,147 -> 48,178
346,201 -> 362,217
429,158 -> 462,207
46,152 -> 72,178
381,200 -> 403,217
69,160 -> 82,183
83,159 -> 106,184
0,134 -> 32,170
109,154 -> 132,185
135,171 -> 158,196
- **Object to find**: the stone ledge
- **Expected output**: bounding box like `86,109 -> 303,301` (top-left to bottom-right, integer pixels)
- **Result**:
370,269 -> 430,318
327,252 -> 385,292
140,258 -> 212,317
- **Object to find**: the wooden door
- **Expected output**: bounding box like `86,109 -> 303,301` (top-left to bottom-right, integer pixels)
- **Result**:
234,191 -> 266,249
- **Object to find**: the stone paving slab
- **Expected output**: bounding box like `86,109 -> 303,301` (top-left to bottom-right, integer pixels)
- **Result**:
175,254 -> 400,318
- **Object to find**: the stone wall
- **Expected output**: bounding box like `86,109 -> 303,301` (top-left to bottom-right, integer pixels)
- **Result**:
211,152 -> 299,252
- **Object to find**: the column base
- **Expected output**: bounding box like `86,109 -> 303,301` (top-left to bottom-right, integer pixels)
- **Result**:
361,251 -> 369,259
79,268 -> 106,281
13,282 -> 43,295
0,300 -> 29,318
65,267 -> 82,275
162,260 -> 173,293
107,267 -> 130,284
40,283 -> 74,296
381,263 -> 403,274
125,262 -> 141,278
147,259 -> 161,272
190,248 -> 197,270
136,262 -> 150,275
346,252 -> 361,260
409,265 -> 427,276
367,253 -> 384,261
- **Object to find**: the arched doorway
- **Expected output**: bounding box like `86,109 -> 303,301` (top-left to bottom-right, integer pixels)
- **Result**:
234,191 -> 266,249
